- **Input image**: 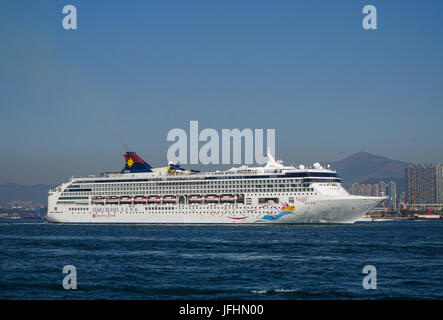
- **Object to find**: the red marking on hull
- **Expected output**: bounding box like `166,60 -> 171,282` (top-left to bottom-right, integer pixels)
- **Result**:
228,216 -> 248,220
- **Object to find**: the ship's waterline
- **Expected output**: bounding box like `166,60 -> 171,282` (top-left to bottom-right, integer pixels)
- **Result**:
47,151 -> 386,224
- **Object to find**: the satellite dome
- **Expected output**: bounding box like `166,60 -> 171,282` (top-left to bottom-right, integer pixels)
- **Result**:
313,162 -> 322,169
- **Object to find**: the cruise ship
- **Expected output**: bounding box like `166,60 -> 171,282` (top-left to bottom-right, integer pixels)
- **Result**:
47,151 -> 386,224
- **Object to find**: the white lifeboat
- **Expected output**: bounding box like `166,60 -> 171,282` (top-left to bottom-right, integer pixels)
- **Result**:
188,195 -> 203,202
120,196 -> 132,203
133,196 -> 147,203
148,195 -> 162,202
205,195 -> 219,202
221,194 -> 236,201
92,196 -> 105,203
106,196 -> 119,204
163,195 -> 177,203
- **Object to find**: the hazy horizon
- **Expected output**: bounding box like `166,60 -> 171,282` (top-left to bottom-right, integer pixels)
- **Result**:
0,150 -> 428,186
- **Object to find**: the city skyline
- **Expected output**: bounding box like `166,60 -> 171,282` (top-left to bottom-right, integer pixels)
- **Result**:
1,0 -> 443,185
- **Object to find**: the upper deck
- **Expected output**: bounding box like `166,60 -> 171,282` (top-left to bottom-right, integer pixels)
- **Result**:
50,151 -> 341,192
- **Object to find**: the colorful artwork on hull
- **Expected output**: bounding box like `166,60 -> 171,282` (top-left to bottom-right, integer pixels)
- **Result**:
259,203 -> 295,221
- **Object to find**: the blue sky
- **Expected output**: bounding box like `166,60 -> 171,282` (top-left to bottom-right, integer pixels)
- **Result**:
1,0 -> 442,184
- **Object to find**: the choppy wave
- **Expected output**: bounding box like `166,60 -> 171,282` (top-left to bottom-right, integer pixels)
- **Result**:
0,220 -> 442,299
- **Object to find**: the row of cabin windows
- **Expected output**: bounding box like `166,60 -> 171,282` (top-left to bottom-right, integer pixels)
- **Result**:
63,186 -> 313,196
89,191 -> 315,196
71,178 -> 315,190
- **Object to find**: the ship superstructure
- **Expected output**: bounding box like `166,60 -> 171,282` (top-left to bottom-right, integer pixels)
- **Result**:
47,151 -> 386,223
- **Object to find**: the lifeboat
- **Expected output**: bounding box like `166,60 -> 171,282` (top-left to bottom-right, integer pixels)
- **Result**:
120,196 -> 132,203
221,194 -> 236,201
188,195 -> 203,202
106,196 -> 119,204
205,195 -> 219,202
163,195 -> 177,203
148,195 -> 162,203
92,196 -> 105,203
133,196 -> 147,203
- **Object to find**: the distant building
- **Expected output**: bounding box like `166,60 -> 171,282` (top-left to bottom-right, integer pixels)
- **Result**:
387,181 -> 397,210
348,182 -> 359,195
372,184 -> 379,197
378,181 -> 387,197
405,164 -> 443,205
7,200 -> 34,210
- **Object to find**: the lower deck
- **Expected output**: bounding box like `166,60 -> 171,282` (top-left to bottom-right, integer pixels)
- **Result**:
48,195 -> 381,224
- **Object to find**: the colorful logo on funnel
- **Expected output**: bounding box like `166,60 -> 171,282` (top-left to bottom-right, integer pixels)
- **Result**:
122,152 -> 153,173
126,158 -> 134,168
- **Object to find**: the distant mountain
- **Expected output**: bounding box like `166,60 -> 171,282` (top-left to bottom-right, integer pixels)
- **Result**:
325,151 -> 410,190
0,183 -> 54,206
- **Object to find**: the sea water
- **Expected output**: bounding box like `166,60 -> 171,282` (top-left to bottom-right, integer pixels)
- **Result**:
0,220 -> 442,299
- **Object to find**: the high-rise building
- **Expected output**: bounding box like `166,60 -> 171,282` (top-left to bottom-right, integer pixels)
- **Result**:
378,181 -> 387,197
438,165 -> 443,204
372,184 -> 379,197
348,182 -> 359,195
405,164 -> 442,205
387,181 -> 397,210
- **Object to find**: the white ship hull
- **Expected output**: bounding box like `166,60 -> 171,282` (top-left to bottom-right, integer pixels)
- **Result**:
47,196 -> 384,224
